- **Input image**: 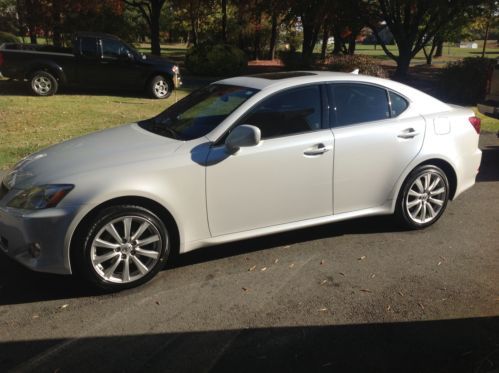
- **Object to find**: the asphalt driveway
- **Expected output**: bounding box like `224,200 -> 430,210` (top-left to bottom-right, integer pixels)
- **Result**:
0,133 -> 498,373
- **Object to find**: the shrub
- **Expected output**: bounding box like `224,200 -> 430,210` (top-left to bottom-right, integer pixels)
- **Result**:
326,54 -> 388,78
185,43 -> 247,76
0,31 -> 19,44
278,50 -> 317,69
438,57 -> 496,105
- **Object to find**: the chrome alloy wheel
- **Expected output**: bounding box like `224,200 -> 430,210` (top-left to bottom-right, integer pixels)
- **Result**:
405,172 -> 447,224
32,76 -> 52,95
90,216 -> 164,284
153,79 -> 169,98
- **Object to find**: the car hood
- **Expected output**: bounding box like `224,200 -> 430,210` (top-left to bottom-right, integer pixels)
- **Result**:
142,54 -> 174,66
5,124 -> 182,189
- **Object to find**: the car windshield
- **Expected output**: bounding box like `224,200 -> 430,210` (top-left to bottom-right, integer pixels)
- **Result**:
139,84 -> 259,140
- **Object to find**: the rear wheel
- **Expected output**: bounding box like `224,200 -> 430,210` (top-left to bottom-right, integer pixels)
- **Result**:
75,205 -> 169,291
396,165 -> 450,229
30,70 -> 58,96
148,75 -> 172,99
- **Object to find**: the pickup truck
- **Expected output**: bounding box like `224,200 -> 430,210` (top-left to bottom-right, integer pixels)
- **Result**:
0,32 -> 181,98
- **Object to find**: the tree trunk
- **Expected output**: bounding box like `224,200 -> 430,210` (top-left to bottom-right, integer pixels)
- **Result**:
348,37 -> 356,55
482,17 -> 490,58
332,27 -> 343,55
254,3 -> 261,60
52,0 -> 62,47
150,1 -> 162,55
395,48 -> 411,78
435,39 -> 444,57
269,11 -> 278,60
221,0 -> 227,43
320,20 -> 329,60
301,19 -> 320,64
190,18 -> 198,46
29,32 -> 37,44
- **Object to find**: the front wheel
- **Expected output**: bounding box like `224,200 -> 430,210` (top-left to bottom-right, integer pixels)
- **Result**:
396,165 -> 450,229
148,75 -> 172,99
75,205 -> 169,291
30,70 -> 58,96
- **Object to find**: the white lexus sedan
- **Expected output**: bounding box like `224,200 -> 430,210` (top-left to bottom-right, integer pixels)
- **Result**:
0,71 -> 482,291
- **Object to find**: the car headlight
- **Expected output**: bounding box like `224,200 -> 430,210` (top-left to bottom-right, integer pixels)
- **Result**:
7,184 -> 74,210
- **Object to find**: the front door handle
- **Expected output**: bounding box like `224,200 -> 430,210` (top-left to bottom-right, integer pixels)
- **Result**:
397,128 -> 420,139
304,143 -> 332,156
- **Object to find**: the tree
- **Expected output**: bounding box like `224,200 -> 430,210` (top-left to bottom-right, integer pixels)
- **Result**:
361,0 -> 483,77
123,0 -> 166,55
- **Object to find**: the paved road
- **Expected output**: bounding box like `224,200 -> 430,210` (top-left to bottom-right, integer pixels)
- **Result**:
0,134 -> 498,373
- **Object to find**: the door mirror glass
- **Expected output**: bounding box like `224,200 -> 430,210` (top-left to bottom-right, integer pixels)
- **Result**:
225,125 -> 261,154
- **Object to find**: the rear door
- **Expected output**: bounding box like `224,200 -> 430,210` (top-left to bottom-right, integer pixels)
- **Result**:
328,83 -> 425,214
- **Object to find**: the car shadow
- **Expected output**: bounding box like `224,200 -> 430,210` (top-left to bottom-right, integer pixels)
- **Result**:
477,145 -> 499,182
0,215 -> 401,306
0,317 -> 498,372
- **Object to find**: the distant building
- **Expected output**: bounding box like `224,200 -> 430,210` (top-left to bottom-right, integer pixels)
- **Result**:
459,41 -> 478,49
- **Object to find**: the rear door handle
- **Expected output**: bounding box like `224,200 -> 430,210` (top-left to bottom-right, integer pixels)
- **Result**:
397,128 -> 420,139
304,143 -> 332,156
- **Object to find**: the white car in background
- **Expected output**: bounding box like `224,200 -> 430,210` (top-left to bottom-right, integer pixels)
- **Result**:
0,71 -> 482,291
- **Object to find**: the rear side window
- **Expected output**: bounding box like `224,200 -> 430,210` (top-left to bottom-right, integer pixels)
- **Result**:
238,85 -> 322,139
329,84 -> 390,126
389,91 -> 409,117
102,39 -> 128,59
80,37 -> 98,58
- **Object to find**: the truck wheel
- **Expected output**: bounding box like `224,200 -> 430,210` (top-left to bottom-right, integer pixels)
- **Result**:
149,75 -> 172,99
30,71 -> 58,96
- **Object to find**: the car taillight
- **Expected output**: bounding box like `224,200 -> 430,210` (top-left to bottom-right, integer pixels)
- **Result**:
0,52 -> 3,67
468,116 -> 481,134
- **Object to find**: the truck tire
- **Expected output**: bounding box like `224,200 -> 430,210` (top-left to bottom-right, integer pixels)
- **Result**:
30,70 -> 58,96
148,75 -> 172,99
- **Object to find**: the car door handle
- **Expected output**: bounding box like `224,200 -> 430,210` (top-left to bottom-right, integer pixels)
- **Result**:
304,143 -> 332,156
397,128 -> 420,139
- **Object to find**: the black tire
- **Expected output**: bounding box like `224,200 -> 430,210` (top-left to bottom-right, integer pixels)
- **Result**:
30,70 -> 58,96
74,205 -> 169,292
395,165 -> 450,229
148,75 -> 172,99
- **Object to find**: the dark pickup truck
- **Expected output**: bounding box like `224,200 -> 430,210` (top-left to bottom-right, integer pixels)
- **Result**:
0,32 -> 181,98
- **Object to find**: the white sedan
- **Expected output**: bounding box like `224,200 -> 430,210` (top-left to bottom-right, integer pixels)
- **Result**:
0,71 -> 482,291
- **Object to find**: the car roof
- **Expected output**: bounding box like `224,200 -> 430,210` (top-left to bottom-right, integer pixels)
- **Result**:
74,32 -> 121,40
216,70 -> 450,111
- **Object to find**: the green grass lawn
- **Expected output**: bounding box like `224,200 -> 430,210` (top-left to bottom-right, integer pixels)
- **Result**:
474,107 -> 499,133
0,80 -> 189,170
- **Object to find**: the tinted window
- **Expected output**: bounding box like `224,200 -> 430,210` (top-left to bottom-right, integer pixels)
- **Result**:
80,37 -> 97,58
238,85 -> 322,139
329,84 -> 390,126
389,91 -> 409,117
139,84 -> 258,140
102,39 -> 129,59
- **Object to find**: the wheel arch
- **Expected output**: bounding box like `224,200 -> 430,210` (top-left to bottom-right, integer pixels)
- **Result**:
26,60 -> 67,84
68,196 -> 180,274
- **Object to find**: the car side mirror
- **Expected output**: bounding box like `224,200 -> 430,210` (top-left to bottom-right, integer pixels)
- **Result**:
225,125 -> 261,154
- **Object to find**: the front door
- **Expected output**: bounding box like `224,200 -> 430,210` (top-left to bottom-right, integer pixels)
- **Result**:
206,84 -> 335,236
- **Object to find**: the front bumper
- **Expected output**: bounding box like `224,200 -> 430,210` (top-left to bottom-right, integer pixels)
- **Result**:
0,204 -> 78,275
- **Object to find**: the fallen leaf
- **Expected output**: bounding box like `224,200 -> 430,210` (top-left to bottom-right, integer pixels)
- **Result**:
358,256 -> 366,261
418,302 -> 425,310
370,273 -> 376,279
289,263 -> 295,268
398,291 -> 405,297
155,301 -> 160,305
319,307 -> 328,312
386,305 -> 391,311
32,315 -> 39,319
320,259 -> 325,265
242,287 -> 249,292
284,245 -> 291,249
360,289 -> 372,293
339,272 -> 345,276
248,265 -> 256,272
260,267 -> 267,272
59,304 -> 69,310
320,279 -> 328,285
274,259 -> 279,264
437,261 -> 442,266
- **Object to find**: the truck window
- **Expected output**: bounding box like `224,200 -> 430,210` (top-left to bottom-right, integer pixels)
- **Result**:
102,39 -> 128,60
81,37 -> 98,58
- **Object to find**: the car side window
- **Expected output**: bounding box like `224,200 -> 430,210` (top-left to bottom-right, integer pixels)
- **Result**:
80,37 -> 98,58
237,85 -> 322,140
389,91 -> 409,117
329,83 -> 390,127
101,39 -> 128,60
